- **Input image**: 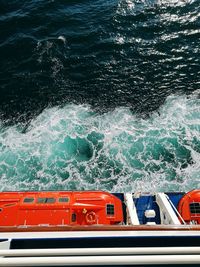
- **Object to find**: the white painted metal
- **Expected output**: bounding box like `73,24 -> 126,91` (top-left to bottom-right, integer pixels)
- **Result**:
1,230 -> 200,239
0,255 -> 200,266
167,196 -> 186,224
156,193 -> 181,225
124,193 -> 140,225
0,247 -> 200,257
0,240 -> 10,250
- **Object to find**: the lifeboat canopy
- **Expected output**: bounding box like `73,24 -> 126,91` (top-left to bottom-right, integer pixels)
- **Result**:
0,191 -> 124,227
178,189 -> 200,224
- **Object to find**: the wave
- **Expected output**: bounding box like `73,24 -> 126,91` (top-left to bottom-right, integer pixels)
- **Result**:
0,93 -> 199,192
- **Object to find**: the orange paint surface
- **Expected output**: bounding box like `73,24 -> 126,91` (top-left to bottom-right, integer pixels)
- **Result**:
178,189 -> 200,224
0,191 -> 123,227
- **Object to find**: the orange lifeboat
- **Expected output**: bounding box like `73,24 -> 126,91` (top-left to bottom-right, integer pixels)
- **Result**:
0,191 -> 124,227
178,189 -> 200,224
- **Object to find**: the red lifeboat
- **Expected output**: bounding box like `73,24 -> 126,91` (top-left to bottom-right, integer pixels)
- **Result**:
0,191 -> 124,227
178,189 -> 200,224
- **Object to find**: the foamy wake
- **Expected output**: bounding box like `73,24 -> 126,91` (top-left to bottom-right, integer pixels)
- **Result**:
0,93 -> 199,192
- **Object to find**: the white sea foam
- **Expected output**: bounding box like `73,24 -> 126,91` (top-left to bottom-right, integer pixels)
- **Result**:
58,36 -> 66,44
0,93 -> 199,192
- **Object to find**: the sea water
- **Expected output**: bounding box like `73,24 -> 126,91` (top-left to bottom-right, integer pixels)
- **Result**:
0,93 -> 199,191
0,0 -> 199,192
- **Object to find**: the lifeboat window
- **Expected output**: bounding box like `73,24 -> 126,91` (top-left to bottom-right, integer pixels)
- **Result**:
37,198 -> 46,203
46,198 -> 56,203
37,198 -> 56,204
190,203 -> 200,214
106,204 -> 115,216
59,197 -> 69,203
71,213 -> 76,222
24,198 -> 34,203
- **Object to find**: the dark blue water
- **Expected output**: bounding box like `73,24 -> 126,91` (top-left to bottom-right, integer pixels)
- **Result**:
0,0 -> 199,191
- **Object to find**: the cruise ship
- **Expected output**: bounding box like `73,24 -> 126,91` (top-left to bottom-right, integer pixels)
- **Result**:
0,189 -> 200,266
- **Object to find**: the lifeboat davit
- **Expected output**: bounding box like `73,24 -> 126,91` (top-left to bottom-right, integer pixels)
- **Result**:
0,191 -> 124,227
178,189 -> 200,224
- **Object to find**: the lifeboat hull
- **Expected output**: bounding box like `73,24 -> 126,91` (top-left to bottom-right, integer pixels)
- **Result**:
0,191 -> 123,227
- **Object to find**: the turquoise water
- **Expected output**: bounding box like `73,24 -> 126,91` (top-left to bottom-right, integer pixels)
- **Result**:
0,0 -> 199,192
0,93 -> 199,192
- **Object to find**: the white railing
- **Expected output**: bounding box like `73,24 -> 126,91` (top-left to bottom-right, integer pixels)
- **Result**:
0,254 -> 200,266
0,247 -> 200,256
0,247 -> 200,266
